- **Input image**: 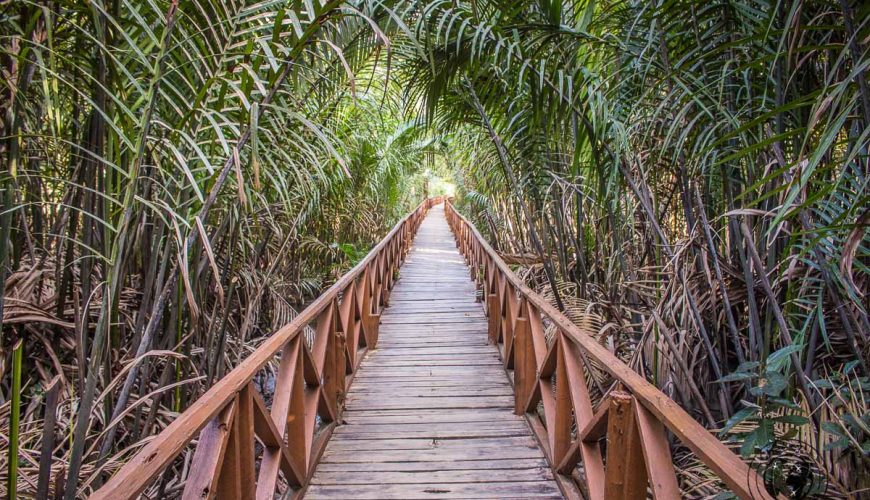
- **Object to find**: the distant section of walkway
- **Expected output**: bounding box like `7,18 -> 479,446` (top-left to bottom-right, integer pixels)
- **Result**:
304,204 -> 562,499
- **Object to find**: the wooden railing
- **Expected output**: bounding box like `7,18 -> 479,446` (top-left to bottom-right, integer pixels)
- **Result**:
93,197 -> 445,500
444,201 -> 774,500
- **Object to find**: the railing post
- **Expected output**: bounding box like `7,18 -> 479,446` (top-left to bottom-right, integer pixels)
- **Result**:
487,277 -> 502,345
237,385 -> 257,500
331,298 -> 346,410
513,302 -> 534,415
499,284 -> 516,353
469,240 -> 477,280
317,304 -> 339,422
486,293 -> 499,343
285,338 -> 308,478
603,392 -> 646,500
552,335 -> 572,466
217,396 -> 243,500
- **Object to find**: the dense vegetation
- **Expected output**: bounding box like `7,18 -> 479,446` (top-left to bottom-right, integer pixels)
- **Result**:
1,0 -> 867,497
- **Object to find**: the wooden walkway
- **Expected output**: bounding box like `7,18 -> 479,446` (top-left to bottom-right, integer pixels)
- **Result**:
90,198 -> 774,500
97,199 -> 773,500
304,205 -> 562,499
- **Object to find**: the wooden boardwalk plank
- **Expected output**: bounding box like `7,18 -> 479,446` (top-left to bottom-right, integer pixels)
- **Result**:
310,468 -> 555,485
313,458 -> 550,473
305,482 -> 562,499
304,205 -> 561,499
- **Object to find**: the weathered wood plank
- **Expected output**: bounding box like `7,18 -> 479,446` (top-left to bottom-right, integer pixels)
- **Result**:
342,396 -> 515,411
349,378 -> 511,387
311,467 -> 555,485
331,428 -> 530,440
367,348 -> 500,356
314,458 -> 549,473
325,435 -> 539,451
349,389 -> 514,398
340,409 -> 529,424
305,481 -> 562,499
358,358 -> 504,366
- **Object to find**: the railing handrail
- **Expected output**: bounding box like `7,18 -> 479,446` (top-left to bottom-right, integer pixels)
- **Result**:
445,200 -> 772,500
94,196 -> 445,499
